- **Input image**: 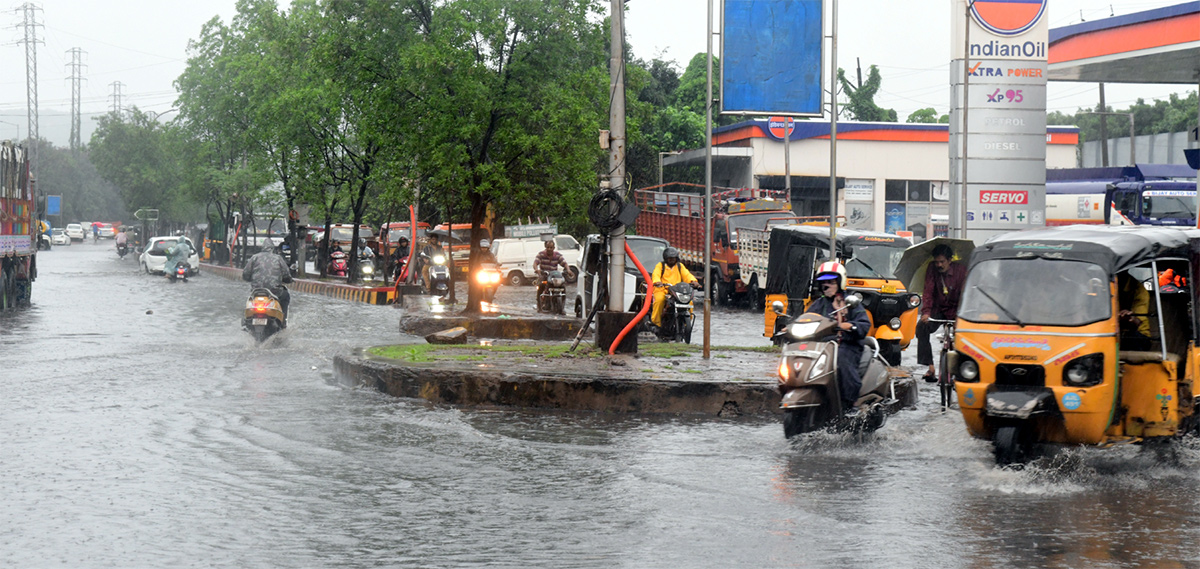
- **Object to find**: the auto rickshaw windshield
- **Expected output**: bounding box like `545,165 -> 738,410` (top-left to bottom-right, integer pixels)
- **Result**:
845,244 -> 905,280
958,258 -> 1112,326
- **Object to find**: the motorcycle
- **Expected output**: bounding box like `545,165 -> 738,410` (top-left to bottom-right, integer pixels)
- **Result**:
476,263 -> 502,304
244,288 -> 286,342
358,250 -> 377,280
168,261 -> 190,283
117,243 -> 129,259
328,250 -> 349,277
651,282 -> 699,343
772,295 -> 902,438
424,252 -> 451,298
538,269 -> 567,314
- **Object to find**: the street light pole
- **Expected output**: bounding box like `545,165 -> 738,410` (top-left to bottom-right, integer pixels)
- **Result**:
658,151 -> 681,186
0,120 -> 21,142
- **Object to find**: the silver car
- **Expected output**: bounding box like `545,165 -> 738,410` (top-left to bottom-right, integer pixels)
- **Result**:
139,236 -> 201,275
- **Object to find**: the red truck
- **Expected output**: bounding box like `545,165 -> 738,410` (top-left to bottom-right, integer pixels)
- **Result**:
632,184 -> 798,305
0,142 -> 36,309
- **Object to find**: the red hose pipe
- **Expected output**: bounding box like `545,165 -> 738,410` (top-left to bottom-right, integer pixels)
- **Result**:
609,241 -> 654,355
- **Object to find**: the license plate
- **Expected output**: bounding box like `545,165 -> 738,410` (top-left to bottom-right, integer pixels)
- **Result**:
880,284 -> 897,294
252,318 -> 267,325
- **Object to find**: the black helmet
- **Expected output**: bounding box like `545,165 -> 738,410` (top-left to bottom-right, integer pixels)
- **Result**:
663,247 -> 680,262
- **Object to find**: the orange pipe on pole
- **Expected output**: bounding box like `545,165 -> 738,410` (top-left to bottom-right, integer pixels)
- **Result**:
609,241 -> 653,355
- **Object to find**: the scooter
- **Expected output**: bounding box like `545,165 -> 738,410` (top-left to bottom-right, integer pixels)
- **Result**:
651,282 -> 699,343
168,261 -> 190,283
772,296 -> 901,438
424,252 -> 451,298
538,269 -> 567,314
358,250 -> 377,280
476,263 -> 502,304
328,250 -> 349,277
117,243 -> 129,259
244,288 -> 286,342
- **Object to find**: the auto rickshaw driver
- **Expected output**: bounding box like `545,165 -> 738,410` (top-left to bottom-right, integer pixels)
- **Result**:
1117,271 -> 1152,351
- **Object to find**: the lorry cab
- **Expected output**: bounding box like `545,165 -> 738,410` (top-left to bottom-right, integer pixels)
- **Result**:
761,225 -> 919,365
950,225 -> 1200,465
574,235 -> 668,318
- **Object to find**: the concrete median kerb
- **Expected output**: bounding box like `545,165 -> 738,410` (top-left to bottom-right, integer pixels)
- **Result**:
333,342 -> 786,416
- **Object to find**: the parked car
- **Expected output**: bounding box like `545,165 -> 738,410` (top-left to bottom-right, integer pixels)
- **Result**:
65,223 -> 85,242
490,234 -> 581,286
50,228 -> 70,246
139,236 -> 201,275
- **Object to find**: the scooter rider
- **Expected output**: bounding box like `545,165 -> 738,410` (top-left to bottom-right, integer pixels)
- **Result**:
650,247 -> 700,329
808,261 -> 872,410
243,244 -> 294,321
391,236 -> 412,280
533,238 -> 568,308
164,236 -> 193,275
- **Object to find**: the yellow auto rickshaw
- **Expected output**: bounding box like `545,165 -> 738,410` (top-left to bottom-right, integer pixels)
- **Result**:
761,225 -> 921,365
949,225 -> 1200,465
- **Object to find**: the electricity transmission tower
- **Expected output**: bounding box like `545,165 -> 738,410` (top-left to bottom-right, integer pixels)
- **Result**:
18,3 -> 42,176
109,81 -> 125,116
66,47 -> 86,154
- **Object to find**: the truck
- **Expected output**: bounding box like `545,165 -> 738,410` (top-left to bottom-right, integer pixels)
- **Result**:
632,184 -> 799,306
1045,164 -> 1197,227
0,142 -> 36,309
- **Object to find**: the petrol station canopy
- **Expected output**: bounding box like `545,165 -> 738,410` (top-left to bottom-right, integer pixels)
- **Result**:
1048,1 -> 1200,84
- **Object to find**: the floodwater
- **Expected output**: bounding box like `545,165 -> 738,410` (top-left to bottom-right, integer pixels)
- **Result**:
5,243 -> 1200,568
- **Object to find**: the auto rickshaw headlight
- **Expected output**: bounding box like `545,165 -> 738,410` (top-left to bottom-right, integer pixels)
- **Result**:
906,294 -> 921,309
958,357 -> 979,382
888,317 -> 902,330
1063,353 -> 1104,387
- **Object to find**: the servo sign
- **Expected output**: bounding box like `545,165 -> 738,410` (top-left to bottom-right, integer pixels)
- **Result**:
979,190 -> 1028,205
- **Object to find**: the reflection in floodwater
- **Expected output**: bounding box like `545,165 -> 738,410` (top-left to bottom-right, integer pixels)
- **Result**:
4,246 -> 1200,568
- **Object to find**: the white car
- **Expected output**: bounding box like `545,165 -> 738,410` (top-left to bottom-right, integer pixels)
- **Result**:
140,236 -> 201,275
50,228 -> 70,246
65,223 -> 85,242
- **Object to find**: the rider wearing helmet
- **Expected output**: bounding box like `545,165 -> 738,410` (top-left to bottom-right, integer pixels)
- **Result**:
650,247 -> 700,329
808,261 -> 872,410
476,239 -> 496,265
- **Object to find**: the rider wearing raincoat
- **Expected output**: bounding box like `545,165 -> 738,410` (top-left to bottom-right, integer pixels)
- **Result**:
165,236 -> 193,276
650,247 -> 700,329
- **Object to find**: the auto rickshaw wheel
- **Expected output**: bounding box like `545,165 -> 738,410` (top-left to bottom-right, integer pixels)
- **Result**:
993,425 -> 1030,467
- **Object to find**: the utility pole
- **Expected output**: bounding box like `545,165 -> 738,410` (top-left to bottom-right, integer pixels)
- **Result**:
66,48 -> 87,154
19,3 -> 42,178
109,82 -> 125,116
1098,83 -> 1109,167
606,0 -> 627,312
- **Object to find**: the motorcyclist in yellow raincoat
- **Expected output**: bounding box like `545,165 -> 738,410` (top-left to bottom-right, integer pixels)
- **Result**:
650,247 -> 700,329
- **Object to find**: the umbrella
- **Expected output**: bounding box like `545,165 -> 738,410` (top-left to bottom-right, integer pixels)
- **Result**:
894,237 -> 976,294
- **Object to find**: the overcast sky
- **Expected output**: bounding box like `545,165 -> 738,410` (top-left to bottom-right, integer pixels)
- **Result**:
625,0 -> 1197,121
0,0 -> 1194,148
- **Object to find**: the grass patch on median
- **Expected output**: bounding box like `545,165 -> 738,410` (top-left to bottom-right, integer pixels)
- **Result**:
369,342 -> 778,363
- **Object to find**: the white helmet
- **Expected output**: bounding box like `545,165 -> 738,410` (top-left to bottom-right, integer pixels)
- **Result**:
479,239 -> 491,249
814,260 -> 847,291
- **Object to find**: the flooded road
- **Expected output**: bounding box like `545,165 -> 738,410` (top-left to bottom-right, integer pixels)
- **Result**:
6,244 -> 1200,568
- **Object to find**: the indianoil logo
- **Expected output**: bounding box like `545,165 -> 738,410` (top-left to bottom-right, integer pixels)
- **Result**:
971,0 -> 1047,36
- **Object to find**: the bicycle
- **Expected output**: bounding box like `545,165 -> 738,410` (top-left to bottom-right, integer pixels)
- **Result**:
929,318 -> 957,410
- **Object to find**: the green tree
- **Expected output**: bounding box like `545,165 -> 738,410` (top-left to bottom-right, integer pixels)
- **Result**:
836,64 -> 897,122
906,107 -> 948,124
88,109 -> 196,223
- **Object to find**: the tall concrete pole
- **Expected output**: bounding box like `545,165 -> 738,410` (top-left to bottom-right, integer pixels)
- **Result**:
607,0 -> 627,312
961,1 -> 972,239
828,0 -> 838,251
703,0 -> 714,359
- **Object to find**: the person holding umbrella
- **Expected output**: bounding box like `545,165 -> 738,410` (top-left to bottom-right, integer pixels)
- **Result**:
917,244 -> 967,382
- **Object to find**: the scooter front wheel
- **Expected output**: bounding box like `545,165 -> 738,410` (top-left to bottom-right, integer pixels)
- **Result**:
783,408 -> 818,438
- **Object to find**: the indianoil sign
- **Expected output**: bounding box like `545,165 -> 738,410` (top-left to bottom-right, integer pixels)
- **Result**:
950,0 -> 1049,239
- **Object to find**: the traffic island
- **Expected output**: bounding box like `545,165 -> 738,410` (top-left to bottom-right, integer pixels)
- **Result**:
399,293 -> 584,341
333,343 -> 788,416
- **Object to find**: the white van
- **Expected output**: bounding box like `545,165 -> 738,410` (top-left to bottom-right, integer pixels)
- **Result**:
491,234 -> 581,285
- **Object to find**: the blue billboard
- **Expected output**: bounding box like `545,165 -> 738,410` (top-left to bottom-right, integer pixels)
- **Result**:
46,195 -> 61,216
721,0 -> 823,116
